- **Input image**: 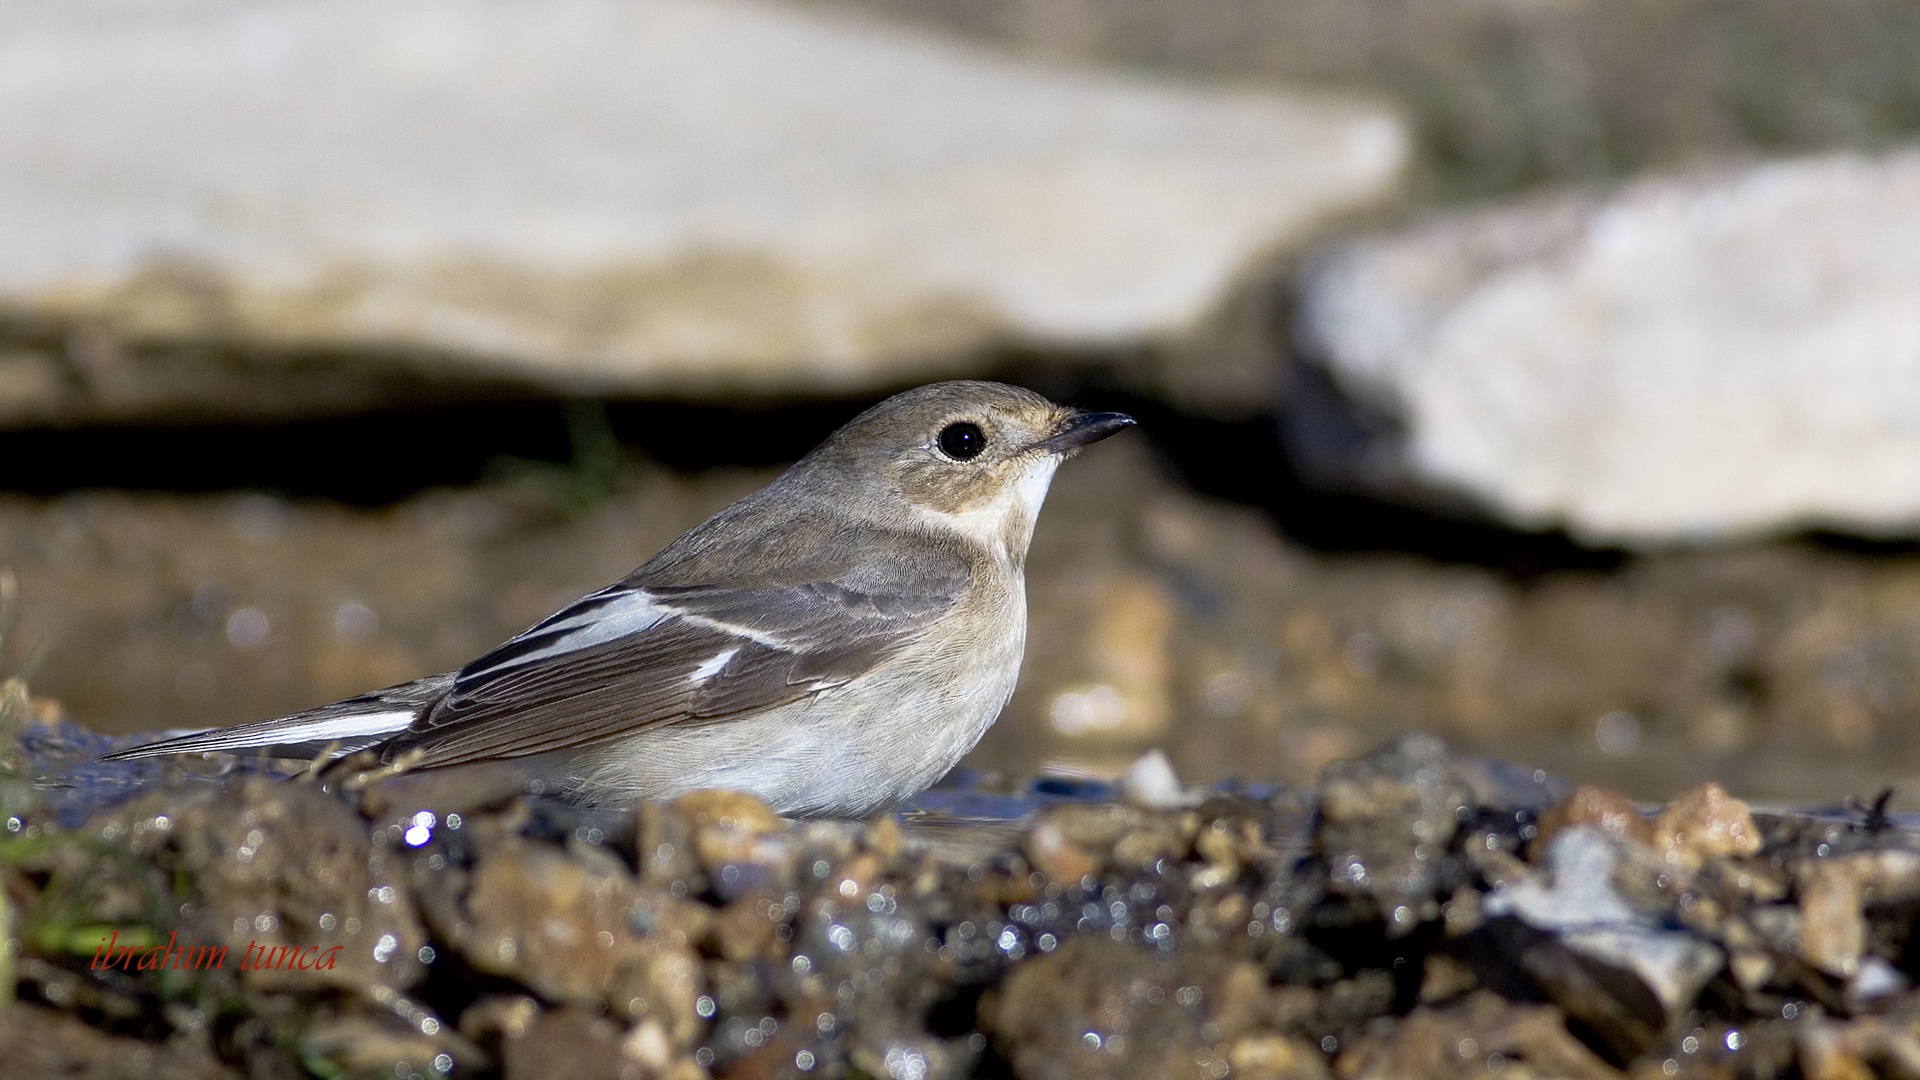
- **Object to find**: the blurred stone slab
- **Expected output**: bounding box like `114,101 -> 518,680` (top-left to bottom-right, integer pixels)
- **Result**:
1297,149 -> 1920,545
0,0 -> 1405,425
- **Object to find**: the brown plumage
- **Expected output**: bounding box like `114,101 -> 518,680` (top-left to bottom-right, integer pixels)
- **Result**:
101,381 -> 1134,816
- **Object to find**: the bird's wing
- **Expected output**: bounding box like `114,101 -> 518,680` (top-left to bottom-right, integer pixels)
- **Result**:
377,567 -> 967,769
96,674 -> 456,761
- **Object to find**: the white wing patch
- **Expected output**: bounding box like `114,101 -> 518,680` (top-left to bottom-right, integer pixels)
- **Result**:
688,647 -> 740,683
105,708 -> 418,759
253,710 -> 418,747
463,588 -> 671,679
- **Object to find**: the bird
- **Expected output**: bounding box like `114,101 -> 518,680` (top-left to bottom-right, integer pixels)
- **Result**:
102,381 -> 1134,817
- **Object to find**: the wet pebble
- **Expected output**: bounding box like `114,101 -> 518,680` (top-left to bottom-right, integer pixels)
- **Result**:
1651,781 -> 1762,869
459,838 -> 707,1042
1314,733 -> 1474,934
981,935 -> 1268,1080
1337,991 -> 1620,1080
1797,849 -> 1920,977
170,778 -> 431,995
1529,784 -> 1652,861
1485,826 -> 1724,1057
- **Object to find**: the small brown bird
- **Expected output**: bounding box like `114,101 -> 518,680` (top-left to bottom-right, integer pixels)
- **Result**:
103,381 -> 1133,816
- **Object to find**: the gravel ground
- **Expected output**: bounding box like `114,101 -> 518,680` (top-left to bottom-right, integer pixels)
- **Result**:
9,685 -> 1920,1080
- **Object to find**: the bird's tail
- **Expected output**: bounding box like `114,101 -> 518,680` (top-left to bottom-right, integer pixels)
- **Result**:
96,673 -> 455,762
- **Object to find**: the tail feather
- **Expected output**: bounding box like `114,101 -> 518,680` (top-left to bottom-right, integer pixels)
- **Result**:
98,674 -> 454,762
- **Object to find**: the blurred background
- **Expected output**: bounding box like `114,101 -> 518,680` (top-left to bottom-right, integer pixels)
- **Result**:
4,0 -> 1920,805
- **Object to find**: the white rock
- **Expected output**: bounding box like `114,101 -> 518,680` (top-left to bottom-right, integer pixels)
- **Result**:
0,0 -> 1405,421
1118,747 -> 1193,809
1848,955 -> 1911,1005
1298,149 -> 1920,545
1486,827 -> 1723,1018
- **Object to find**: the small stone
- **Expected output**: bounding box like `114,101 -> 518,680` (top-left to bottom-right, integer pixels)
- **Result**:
1267,986 -> 1321,1031
171,778 -> 429,996
1651,782 -> 1761,868
1464,847 -> 1537,893
0,1002 -> 242,1080
1747,905 -> 1804,954
673,789 -> 781,834
1023,816 -> 1100,883
831,852 -> 886,899
1026,803 -> 1150,866
1798,850 -> 1920,977
1798,1020 -> 1881,1080
1845,955 -> 1909,1005
454,838 -> 706,1042
301,1013 -> 482,1079
1337,991 -> 1619,1080
1314,733 -> 1473,929
1495,828 -> 1667,928
1486,827 -> 1723,1056
635,799 -> 704,890
1418,953 -> 1479,1004
501,1007 -> 625,1080
674,788 -> 791,887
620,1019 -> 675,1072
711,891 -> 782,963
1441,887 -> 1486,938
1192,818 -> 1244,891
1805,1050 -> 1879,1080
847,1034 -> 967,1080
460,995 -> 541,1043
1111,813 -> 1200,870
982,937 -> 1267,1080
1727,949 -> 1775,993
1315,971 -> 1398,1035
1120,748 -> 1192,810
1230,1033 -> 1331,1080
1529,785 -> 1652,863
862,815 -> 903,861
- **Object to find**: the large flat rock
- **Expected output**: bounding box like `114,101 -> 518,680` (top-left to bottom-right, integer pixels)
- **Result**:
0,0 -> 1405,424
1297,149 -> 1920,545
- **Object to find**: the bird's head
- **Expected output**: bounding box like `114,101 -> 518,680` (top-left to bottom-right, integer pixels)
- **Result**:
798,381 -> 1135,558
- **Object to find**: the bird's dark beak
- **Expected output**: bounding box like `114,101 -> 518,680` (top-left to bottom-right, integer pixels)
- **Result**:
1028,410 -> 1136,455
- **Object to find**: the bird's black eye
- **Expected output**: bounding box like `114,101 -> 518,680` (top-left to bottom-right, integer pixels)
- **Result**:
937,421 -> 987,461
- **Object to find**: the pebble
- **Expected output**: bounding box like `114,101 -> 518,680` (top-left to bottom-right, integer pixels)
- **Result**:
1529,784 -> 1652,862
1486,826 -> 1723,1054
1651,781 -> 1762,868
1337,991 -> 1619,1080
981,936 -> 1268,1080
1120,748 -> 1194,810
454,838 -> 707,1040
1314,733 -> 1473,933
1798,849 -> 1920,977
